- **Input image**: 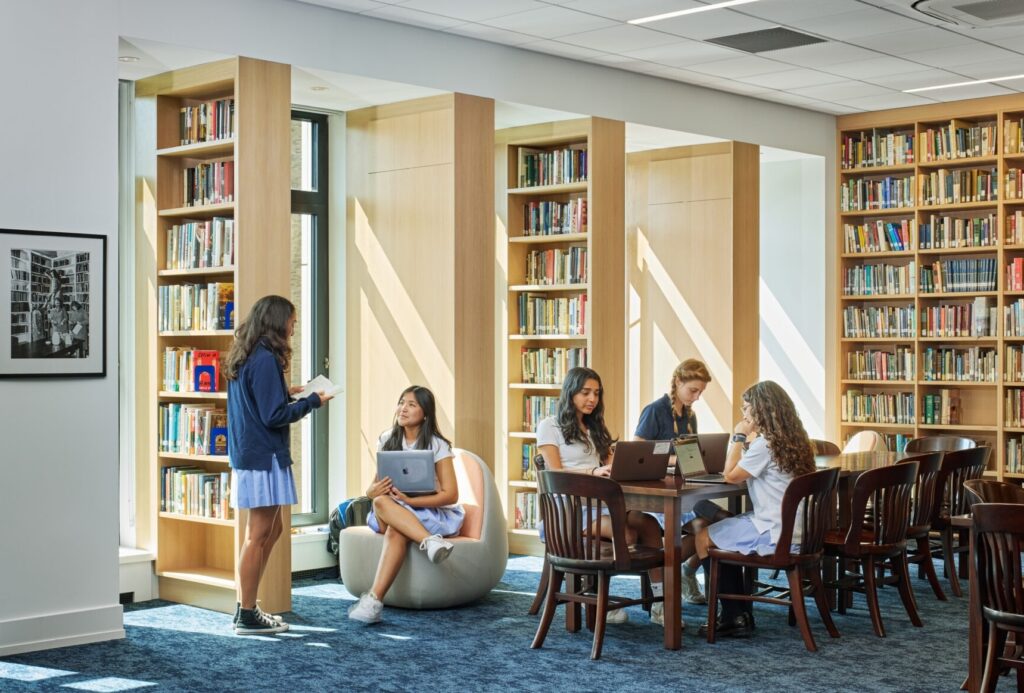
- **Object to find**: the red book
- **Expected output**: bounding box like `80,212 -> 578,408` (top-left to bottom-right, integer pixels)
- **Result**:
193,350 -> 221,392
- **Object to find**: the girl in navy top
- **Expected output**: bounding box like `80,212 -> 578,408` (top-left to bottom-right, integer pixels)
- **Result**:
225,295 -> 333,635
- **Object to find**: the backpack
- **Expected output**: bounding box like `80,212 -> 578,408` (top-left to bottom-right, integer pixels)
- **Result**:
327,496 -> 373,556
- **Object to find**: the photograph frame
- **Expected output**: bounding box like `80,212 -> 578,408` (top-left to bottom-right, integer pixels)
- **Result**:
1,228 -> 107,378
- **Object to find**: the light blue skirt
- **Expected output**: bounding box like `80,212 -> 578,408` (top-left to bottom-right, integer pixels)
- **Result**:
707,513 -> 776,555
647,510 -> 698,531
368,499 -> 465,537
230,454 -> 297,509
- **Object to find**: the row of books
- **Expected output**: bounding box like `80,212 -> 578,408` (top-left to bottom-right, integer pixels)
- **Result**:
843,262 -> 914,296
841,390 -> 915,425
918,258 -> 997,293
920,299 -> 996,338
1004,299 -> 1024,337
183,160 -> 234,207
841,175 -> 914,212
1008,211 -> 1024,245
522,395 -> 558,433
841,129 -> 915,169
522,198 -> 587,236
919,120 -> 996,162
1005,346 -> 1024,382
919,167 -> 997,206
514,491 -> 539,530
525,246 -> 587,285
843,304 -> 916,339
165,218 -> 235,271
179,98 -> 234,146
843,219 -> 912,254
158,403 -> 227,456
520,346 -> 587,385
158,282 -> 234,332
516,293 -> 586,336
160,466 -> 232,520
846,347 -> 914,381
1006,118 -> 1024,155
918,214 -> 996,250
1007,438 -> 1024,474
1006,389 -> 1024,427
921,347 -> 997,383
162,347 -> 221,393
517,145 -> 587,188
1007,169 -> 1024,200
1008,258 -> 1024,292
920,389 -> 962,425
520,443 -> 538,482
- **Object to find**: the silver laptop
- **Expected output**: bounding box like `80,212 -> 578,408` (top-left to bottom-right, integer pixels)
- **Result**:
608,440 -> 672,481
377,450 -> 436,495
675,439 -> 727,483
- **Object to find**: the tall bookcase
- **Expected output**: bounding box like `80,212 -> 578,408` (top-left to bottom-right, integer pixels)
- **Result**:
137,57 -> 292,613
836,95 -> 1024,479
496,118 -> 625,555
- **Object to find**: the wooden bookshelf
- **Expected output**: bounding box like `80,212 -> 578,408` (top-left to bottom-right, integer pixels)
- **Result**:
837,95 -> 1024,476
136,57 -> 292,614
495,118 -> 625,555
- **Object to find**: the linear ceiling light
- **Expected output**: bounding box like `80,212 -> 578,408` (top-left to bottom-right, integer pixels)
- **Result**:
629,0 -> 759,25
905,73 -> 1024,93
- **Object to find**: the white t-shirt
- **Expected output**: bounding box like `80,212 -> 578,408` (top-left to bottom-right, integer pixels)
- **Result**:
535,416 -> 600,471
377,431 -> 453,464
738,436 -> 795,544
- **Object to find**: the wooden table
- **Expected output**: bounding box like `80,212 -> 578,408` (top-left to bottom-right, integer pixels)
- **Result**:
618,476 -> 748,650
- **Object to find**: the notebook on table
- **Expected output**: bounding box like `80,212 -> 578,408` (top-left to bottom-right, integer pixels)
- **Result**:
377,450 -> 436,495
608,440 -> 672,482
674,438 -> 727,483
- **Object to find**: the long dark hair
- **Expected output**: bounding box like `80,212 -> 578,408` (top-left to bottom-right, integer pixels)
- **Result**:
556,366 -> 614,461
381,385 -> 452,451
224,295 -> 294,380
743,380 -> 815,476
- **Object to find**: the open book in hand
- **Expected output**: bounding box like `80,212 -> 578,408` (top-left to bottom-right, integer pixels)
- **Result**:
297,374 -> 343,400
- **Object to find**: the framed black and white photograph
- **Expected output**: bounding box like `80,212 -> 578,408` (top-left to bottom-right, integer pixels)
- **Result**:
1,228 -> 106,378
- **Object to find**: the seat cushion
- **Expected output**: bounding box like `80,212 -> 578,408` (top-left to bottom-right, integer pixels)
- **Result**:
455,450 -> 484,540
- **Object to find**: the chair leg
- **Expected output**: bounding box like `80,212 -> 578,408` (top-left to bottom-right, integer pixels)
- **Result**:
591,573 -> 610,661
808,565 -> 840,638
567,574 -> 582,633
914,536 -> 947,601
837,557 -> 848,615
706,557 -> 720,644
786,567 -> 817,652
940,527 -> 962,597
863,556 -> 886,638
531,567 -> 563,650
640,572 -> 653,614
957,529 -> 970,580
893,551 -> 923,628
528,555 -> 549,615
981,622 -> 1007,693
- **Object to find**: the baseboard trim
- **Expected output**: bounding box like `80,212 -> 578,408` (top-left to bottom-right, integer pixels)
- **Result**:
0,604 -> 124,657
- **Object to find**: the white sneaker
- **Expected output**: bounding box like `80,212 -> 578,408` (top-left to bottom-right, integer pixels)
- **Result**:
606,607 -> 629,624
681,572 -> 707,605
649,602 -> 685,631
419,534 -> 454,564
347,592 -> 383,624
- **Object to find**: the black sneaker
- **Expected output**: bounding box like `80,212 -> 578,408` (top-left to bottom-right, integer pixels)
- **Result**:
699,612 -> 756,638
233,602 -> 283,625
235,607 -> 288,635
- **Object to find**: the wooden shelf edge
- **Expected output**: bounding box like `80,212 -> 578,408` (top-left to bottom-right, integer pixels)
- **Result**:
157,138 -> 235,158
159,512 -> 234,527
509,284 -> 588,292
509,233 -> 588,244
159,202 -> 235,218
159,452 -> 230,463
159,266 -> 236,277
157,568 -> 235,589
507,181 -> 588,195
159,330 -> 234,337
159,390 -> 228,400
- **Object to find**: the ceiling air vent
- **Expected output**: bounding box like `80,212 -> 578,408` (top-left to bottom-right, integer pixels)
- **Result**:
910,0 -> 1024,26
705,27 -> 826,53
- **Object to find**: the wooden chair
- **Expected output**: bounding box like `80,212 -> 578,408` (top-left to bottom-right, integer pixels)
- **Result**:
931,447 -> 990,597
971,503 -> 1024,692
706,467 -> 841,651
528,454 -> 549,616
811,439 -> 841,456
824,461 -> 922,637
905,435 -> 976,453
891,452 -> 947,601
841,430 -> 888,454
531,471 -> 664,660
964,479 -> 1024,506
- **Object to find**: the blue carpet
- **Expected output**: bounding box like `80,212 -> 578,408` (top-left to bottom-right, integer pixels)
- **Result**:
1,556 -> 968,691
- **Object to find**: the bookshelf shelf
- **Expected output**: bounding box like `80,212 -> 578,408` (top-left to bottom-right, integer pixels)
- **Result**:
841,207 -> 917,217
917,424 -> 998,432
157,567 -> 235,589
510,528 -> 541,537
919,291 -> 999,299
158,452 -> 230,464
841,379 -> 915,385
507,181 -> 588,195
158,267 -> 236,278
842,293 -> 917,300
918,201 -> 998,213
158,390 -> 228,400
157,138 -> 236,159
841,164 -> 916,175
508,283 -> 588,292
918,380 -> 997,387
509,383 -> 561,390
158,202 -> 236,219
159,330 -> 234,337
159,512 -> 234,527
509,480 -> 538,489
508,432 -> 538,439
508,334 -> 588,341
841,337 -> 917,343
841,251 -> 915,259
917,246 -> 999,255
917,155 -> 997,169
509,233 -> 588,245
841,422 -> 917,430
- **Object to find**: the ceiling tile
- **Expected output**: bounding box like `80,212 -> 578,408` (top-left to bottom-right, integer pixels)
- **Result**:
520,39 -> 611,61
769,42 -> 882,68
956,57 -> 1024,80
945,25 -> 1024,42
361,4 -> 466,28
765,90 -> 844,110
824,56 -> 930,80
648,10 -> 778,41
734,67 -> 845,90
845,26 -> 975,56
704,79 -> 777,96
621,38 -> 740,67
736,0 -> 858,23
295,0 -> 387,11
396,0 -> 546,22
900,43 -> 1023,69
924,82 -> 1017,101
835,92 -> 938,110
790,80 -> 894,101
556,24 -> 683,53
445,22 -> 537,45
868,68 -> 965,90
555,0 -> 706,23
687,55 -> 793,79
479,6 -> 617,38
788,7 -> 928,41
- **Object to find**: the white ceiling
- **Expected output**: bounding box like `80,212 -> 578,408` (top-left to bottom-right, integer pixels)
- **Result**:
290,0 -> 1024,115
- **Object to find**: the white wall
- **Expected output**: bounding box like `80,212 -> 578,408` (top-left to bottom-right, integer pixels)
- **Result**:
759,156 -> 827,438
0,0 -> 123,655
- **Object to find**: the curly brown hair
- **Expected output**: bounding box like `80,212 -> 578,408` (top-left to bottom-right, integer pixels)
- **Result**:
743,380 -> 815,476
224,295 -> 294,381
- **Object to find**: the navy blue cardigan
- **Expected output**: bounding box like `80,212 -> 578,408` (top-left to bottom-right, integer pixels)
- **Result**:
227,342 -> 321,471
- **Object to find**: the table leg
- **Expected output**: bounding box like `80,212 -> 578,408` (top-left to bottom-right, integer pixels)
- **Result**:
663,496 -> 682,650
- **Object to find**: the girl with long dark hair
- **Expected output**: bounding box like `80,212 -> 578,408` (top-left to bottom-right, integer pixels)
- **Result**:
348,385 -> 463,624
225,295 -> 333,635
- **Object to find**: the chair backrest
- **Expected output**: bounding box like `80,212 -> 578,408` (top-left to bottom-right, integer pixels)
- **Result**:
843,461 -> 919,553
899,452 -> 943,531
697,433 -> 730,473
905,435 -> 976,453
964,479 -> 1024,506
537,470 -> 630,571
972,503 -> 1024,619
810,439 -> 841,456
937,447 -> 991,520
773,467 -> 839,562
842,430 -> 888,454
452,449 -> 489,540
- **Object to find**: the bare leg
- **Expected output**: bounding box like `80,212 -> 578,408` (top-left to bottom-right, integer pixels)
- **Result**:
628,511 -> 665,583
257,508 -> 284,585
368,495 -> 432,599
238,506 -> 279,608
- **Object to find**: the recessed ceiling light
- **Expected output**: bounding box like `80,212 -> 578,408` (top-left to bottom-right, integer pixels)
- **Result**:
118,55 -> 140,63
311,86 -> 328,92
904,73 -> 1024,93
629,0 -> 759,25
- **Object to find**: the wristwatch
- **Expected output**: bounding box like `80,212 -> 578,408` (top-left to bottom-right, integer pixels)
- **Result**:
731,433 -> 748,444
